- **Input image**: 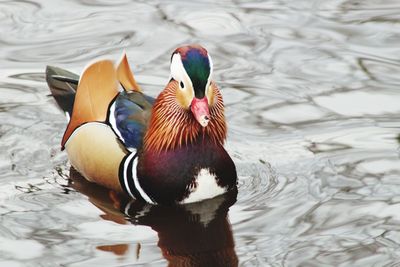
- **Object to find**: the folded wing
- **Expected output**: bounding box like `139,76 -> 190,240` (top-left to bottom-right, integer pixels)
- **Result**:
110,91 -> 154,150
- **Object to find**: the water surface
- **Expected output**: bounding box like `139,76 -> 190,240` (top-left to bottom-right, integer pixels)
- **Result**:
1,0 -> 400,266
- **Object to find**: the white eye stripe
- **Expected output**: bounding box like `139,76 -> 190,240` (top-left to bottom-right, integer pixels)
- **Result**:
170,53 -> 192,89
206,53 -> 213,92
208,53 -> 213,82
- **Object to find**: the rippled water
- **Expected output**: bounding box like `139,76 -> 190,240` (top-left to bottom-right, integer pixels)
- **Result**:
1,0 -> 400,266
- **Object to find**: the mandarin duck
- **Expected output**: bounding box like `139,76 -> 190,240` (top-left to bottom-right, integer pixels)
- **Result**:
46,45 -> 237,205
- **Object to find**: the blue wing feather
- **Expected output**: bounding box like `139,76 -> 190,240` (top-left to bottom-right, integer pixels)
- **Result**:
110,91 -> 154,150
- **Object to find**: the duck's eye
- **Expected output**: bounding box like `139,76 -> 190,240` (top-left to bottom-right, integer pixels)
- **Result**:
179,81 -> 185,89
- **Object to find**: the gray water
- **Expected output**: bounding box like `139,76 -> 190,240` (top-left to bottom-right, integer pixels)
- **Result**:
1,0 -> 400,266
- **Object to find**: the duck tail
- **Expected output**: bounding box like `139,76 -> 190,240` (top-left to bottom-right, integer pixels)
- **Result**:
46,66 -> 79,119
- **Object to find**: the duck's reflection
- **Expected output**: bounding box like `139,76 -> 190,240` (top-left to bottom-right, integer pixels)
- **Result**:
69,167 -> 238,267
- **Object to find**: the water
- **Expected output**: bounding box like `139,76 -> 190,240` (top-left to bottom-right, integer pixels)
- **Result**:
1,0 -> 400,266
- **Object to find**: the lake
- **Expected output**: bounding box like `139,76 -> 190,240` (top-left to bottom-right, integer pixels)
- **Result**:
1,0 -> 400,266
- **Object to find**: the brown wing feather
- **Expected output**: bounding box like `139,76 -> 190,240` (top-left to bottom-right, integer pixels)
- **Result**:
61,60 -> 119,149
117,53 -> 141,92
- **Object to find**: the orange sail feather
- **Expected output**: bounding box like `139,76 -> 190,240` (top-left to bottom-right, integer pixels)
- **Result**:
61,60 -> 119,148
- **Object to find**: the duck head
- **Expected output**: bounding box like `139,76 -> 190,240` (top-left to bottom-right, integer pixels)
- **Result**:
170,45 -> 213,127
144,44 -> 226,152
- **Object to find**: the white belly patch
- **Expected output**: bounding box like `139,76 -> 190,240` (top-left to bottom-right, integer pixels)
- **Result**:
181,168 -> 227,204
